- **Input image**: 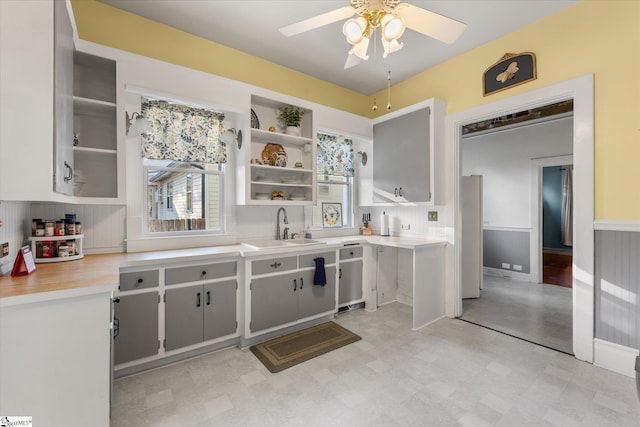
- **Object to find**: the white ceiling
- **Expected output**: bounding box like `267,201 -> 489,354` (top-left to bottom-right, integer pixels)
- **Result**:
97,0 -> 578,95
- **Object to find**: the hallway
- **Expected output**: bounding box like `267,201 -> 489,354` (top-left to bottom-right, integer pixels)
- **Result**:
461,275 -> 573,354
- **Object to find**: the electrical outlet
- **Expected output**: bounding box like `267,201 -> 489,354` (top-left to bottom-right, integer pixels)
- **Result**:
501,262 -> 511,269
428,211 -> 438,221
402,224 -> 410,230
1,242 -> 8,258
513,264 -> 523,271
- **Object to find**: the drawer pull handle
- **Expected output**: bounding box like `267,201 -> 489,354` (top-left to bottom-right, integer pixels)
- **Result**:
350,251 -> 354,256
206,291 -> 211,306
339,268 -> 342,279
202,270 -> 207,276
271,262 -> 282,269
293,279 -> 297,291
300,277 -> 304,289
196,292 -> 201,307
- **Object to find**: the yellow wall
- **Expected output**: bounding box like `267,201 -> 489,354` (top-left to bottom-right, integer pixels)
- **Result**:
72,0 -> 639,220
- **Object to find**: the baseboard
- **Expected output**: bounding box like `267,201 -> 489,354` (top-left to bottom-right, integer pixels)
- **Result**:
593,338 -> 639,378
483,267 -> 531,282
412,315 -> 446,331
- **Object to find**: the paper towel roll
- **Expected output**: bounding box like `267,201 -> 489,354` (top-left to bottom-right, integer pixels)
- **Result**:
380,213 -> 389,236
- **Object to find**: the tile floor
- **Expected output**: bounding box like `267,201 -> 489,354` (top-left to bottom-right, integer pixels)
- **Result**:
462,275 -> 573,354
111,303 -> 639,427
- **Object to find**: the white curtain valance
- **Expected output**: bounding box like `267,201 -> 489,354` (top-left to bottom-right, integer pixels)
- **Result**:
140,99 -> 227,164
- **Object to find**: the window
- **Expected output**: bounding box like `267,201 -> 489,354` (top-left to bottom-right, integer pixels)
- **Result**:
140,98 -> 226,235
166,183 -> 174,209
186,174 -> 194,212
312,132 -> 354,228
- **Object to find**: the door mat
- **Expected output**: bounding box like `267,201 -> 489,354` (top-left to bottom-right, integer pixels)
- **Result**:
250,322 -> 361,373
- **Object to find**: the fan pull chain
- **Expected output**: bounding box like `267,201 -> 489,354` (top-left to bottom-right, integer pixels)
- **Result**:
386,70 -> 392,111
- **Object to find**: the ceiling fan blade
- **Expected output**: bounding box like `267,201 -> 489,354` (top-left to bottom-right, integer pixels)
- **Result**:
279,6 -> 356,37
396,3 -> 467,44
344,53 -> 362,69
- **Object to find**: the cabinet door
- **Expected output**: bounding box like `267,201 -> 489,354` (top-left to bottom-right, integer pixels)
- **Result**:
250,272 -> 298,332
165,286 -> 204,351
298,266 -> 337,319
339,260 -> 363,305
53,0 -> 74,195
203,280 -> 237,341
114,293 -> 159,364
373,107 -> 430,203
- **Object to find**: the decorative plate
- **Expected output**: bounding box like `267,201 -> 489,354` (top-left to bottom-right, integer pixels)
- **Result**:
261,143 -> 287,167
251,109 -> 260,129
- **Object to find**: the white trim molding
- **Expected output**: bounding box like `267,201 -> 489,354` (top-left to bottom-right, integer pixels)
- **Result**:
594,220 -> 640,232
483,267 -> 532,283
594,338 -> 639,378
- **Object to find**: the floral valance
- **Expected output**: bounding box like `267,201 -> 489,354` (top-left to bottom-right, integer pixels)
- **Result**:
317,132 -> 354,177
140,98 -> 227,164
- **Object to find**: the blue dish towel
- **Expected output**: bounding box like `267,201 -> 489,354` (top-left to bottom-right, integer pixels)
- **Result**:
314,257 -> 327,286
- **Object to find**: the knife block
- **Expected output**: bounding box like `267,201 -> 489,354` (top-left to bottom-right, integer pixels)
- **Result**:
361,223 -> 372,235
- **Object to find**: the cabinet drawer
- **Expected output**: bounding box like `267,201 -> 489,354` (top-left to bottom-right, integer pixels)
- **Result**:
119,269 -> 159,291
252,256 -> 297,275
165,261 -> 237,285
340,246 -> 363,260
299,251 -> 336,268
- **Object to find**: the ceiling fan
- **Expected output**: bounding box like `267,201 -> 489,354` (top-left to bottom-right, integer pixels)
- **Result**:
279,0 -> 467,69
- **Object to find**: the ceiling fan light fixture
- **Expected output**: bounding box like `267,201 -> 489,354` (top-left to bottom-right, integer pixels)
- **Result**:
381,14 -> 405,41
382,37 -> 403,58
349,35 -> 370,60
343,16 -> 368,45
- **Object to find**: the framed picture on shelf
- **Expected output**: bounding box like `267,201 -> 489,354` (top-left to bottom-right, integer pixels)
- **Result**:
322,203 -> 342,228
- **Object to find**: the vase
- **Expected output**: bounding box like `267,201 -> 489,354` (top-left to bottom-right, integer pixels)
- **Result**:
285,126 -> 301,137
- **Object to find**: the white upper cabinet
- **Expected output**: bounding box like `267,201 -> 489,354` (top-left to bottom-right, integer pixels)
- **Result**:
0,0 -> 73,202
236,95 -> 316,205
368,98 -> 446,206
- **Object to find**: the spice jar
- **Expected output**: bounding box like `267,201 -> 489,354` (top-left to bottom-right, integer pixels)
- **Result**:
42,241 -> 54,258
55,220 -> 65,236
75,221 -> 82,235
44,221 -> 54,237
58,243 -> 69,257
35,221 -> 45,237
66,240 -> 76,256
65,220 -> 75,236
32,219 -> 42,236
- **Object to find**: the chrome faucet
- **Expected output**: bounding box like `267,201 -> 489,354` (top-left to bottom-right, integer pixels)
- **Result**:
276,207 -> 288,240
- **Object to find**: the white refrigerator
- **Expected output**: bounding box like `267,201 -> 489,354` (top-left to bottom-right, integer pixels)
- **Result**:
461,175 -> 483,298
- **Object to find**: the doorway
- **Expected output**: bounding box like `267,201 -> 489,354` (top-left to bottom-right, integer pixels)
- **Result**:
542,165 -> 573,288
447,74 -> 595,362
458,112 -> 574,354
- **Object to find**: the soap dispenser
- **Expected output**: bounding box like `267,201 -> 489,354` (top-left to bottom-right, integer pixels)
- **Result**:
304,225 -> 312,239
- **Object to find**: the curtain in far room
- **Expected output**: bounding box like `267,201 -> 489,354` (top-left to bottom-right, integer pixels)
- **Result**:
561,165 -> 573,246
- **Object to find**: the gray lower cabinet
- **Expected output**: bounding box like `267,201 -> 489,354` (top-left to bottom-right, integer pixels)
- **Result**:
114,292 -> 159,364
298,266 -> 337,319
339,260 -> 363,306
250,267 -> 336,332
165,280 -> 237,351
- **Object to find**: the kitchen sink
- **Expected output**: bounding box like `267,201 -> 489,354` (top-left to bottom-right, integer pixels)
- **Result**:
241,238 -> 325,250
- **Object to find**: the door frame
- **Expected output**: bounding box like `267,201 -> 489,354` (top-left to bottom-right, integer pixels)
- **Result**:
446,74 -> 594,363
530,155 -> 574,284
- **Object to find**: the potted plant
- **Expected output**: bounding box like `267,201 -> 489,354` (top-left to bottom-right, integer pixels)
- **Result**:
277,106 -> 304,136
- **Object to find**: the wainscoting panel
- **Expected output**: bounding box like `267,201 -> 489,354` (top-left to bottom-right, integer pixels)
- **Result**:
483,228 -> 530,273
595,230 -> 640,350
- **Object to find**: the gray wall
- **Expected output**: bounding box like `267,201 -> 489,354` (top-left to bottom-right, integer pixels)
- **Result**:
595,230 -> 640,350
483,229 -> 530,273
